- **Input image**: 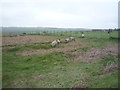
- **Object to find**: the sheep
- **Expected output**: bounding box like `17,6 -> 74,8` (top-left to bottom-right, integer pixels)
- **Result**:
51,40 -> 58,47
51,39 -> 61,47
65,38 -> 70,43
65,37 -> 75,43
69,37 -> 75,42
81,32 -> 85,38
56,39 -> 60,44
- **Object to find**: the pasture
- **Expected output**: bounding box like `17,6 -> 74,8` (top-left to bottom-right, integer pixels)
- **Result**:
2,31 -> 119,88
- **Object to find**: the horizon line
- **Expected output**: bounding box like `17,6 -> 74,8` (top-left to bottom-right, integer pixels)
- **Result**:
1,26 -> 118,29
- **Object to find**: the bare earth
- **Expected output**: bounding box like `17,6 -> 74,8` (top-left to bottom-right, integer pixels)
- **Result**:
103,64 -> 118,74
74,44 -> 118,63
3,35 -> 119,88
16,40 -> 118,64
2,36 -> 60,45
16,41 -> 84,55
7,36 -> 117,64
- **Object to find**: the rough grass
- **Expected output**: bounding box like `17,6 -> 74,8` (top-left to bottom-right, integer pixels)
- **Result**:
3,43 -> 52,53
2,31 -> 119,88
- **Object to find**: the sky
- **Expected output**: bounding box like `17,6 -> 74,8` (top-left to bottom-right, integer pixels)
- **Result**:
1,0 -> 119,29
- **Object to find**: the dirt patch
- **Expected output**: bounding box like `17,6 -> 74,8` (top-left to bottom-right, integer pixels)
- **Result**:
70,84 -> 87,89
2,36 -> 60,45
16,41 -> 84,55
103,64 -> 118,74
67,50 -> 81,55
74,44 -> 118,63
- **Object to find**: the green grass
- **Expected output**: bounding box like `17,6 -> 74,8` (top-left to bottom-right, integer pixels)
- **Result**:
99,55 -> 118,67
71,47 -> 90,53
3,52 -> 76,87
3,43 -> 52,53
89,71 -> 118,88
2,31 -> 119,88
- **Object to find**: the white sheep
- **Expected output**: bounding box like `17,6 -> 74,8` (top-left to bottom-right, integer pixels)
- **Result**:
51,39 -> 61,47
65,38 -> 70,43
56,39 -> 60,44
65,37 -> 75,43
81,32 -> 85,38
69,37 -> 75,41
51,40 -> 58,47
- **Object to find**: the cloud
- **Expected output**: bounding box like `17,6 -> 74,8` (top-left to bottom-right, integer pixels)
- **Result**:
1,0 -> 118,28
1,0 -> 119,3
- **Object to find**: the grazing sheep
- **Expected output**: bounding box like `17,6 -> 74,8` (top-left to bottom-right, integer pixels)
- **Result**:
57,39 -> 60,44
51,40 -> 58,47
65,38 -> 70,43
82,34 -> 84,38
69,37 -> 75,41
51,39 -> 61,47
65,37 -> 75,43
81,32 -> 85,38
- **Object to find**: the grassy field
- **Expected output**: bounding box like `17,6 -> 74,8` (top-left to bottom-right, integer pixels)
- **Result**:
2,31 -> 119,88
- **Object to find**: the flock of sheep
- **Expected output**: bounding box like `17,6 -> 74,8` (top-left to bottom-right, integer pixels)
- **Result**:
51,37 -> 75,47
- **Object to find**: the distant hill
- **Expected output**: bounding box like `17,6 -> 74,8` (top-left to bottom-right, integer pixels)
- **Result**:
2,27 -> 91,35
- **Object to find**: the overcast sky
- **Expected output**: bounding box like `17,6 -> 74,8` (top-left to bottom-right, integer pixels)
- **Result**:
1,0 -> 119,29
